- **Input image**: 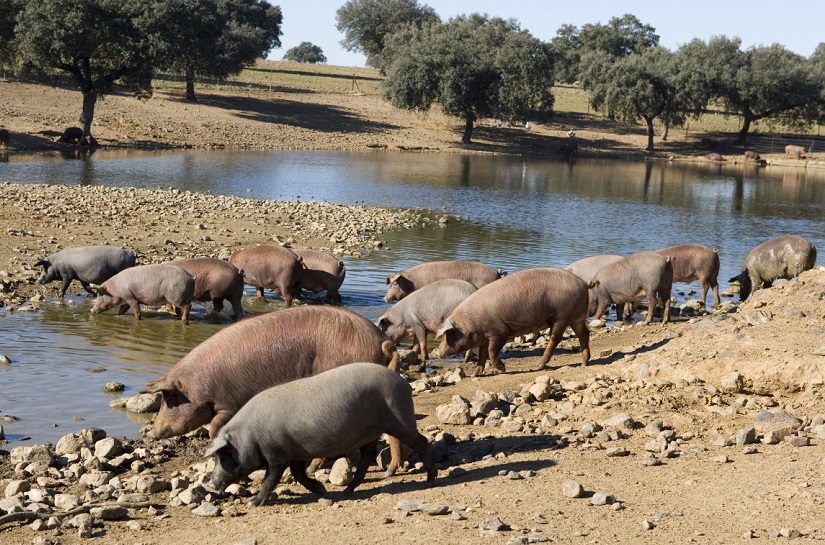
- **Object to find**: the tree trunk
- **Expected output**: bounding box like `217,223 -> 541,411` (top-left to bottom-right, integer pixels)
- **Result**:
80,90 -> 98,146
185,67 -> 196,101
644,116 -> 655,151
461,115 -> 474,144
737,112 -> 753,145
661,120 -> 669,141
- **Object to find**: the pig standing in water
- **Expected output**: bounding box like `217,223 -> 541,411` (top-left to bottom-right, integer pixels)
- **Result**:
206,362 -> 436,506
589,251 -> 673,325
292,248 -> 346,304
655,244 -> 720,309
91,264 -> 195,323
35,245 -> 136,297
729,235 -> 816,301
168,257 -> 245,319
384,260 -> 504,302
433,267 -> 590,376
377,279 -> 477,360
228,245 -> 302,306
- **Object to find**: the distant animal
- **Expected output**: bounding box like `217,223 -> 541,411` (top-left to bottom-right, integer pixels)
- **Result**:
35,245 -> 136,297
384,260 -> 504,302
705,152 -> 723,162
57,127 -> 84,145
0,128 -> 9,148
559,141 -> 578,157
699,137 -> 720,151
729,235 -> 816,301
785,145 -> 806,159
743,150 -> 761,162
205,362 -> 436,507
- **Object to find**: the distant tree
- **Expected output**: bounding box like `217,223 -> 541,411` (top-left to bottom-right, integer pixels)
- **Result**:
807,43 -> 825,124
383,14 -> 554,144
143,0 -> 283,101
14,0 -> 154,144
550,14 -> 659,84
581,47 -> 686,151
0,0 -> 25,74
283,42 -> 327,64
335,0 -> 440,70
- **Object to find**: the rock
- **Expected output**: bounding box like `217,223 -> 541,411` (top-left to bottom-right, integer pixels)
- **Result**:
754,410 -> 802,434
478,515 -> 508,531
10,445 -> 53,465
328,458 -> 353,486
79,427 -> 106,444
178,485 -> 208,505
562,480 -> 584,498
606,447 -> 630,457
135,475 -> 168,494
421,503 -> 450,515
734,427 -> 756,445
5,480 -> 31,498
192,502 -> 220,517
104,382 -> 125,392
90,505 -> 128,520
125,392 -> 161,413
56,433 -> 87,455
763,428 -> 793,445
720,372 -> 745,393
53,493 -> 80,511
601,413 -> 634,430
435,401 -> 471,425
642,520 -> 655,530
528,381 -> 553,402
742,309 -> 773,325
470,390 -> 499,416
785,435 -> 810,447
396,499 -> 425,511
590,492 -> 615,505
68,513 -> 94,538
94,437 -> 123,459
234,539 -> 258,545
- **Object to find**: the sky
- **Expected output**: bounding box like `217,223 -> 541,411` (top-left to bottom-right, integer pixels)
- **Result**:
268,0 -> 823,67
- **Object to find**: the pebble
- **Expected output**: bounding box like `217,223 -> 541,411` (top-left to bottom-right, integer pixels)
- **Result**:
562,481 -> 584,498
590,492 -> 615,506
478,515 -> 508,531
104,382 -> 125,392
642,520 -> 655,530
90,505 -> 128,520
192,502 -> 220,517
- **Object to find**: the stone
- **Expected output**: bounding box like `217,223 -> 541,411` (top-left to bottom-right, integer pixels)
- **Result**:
53,493 -> 80,511
90,505 -> 128,520
763,428 -> 793,444
562,480 -> 584,498
590,492 -> 615,505
94,437 -> 123,459
478,515 -> 508,531
785,435 -> 810,447
436,401 -> 471,425
328,458 -> 353,486
720,372 -> 744,393
68,513 -> 94,538
192,502 -> 220,517
421,503 -> 450,515
736,427 -> 756,445
125,393 -> 162,413
10,445 -> 53,466
136,475 -> 168,494
78,428 -> 106,445
178,485 -> 208,505
606,447 -> 630,457
471,390 -> 499,415
104,382 -> 125,392
601,413 -> 634,430
56,433 -> 87,455
396,499 -> 425,511
5,479 -> 30,498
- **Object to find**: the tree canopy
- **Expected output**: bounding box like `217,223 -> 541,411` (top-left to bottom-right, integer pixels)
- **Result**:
382,14 -> 554,144
336,0 -> 440,71
283,42 -> 327,64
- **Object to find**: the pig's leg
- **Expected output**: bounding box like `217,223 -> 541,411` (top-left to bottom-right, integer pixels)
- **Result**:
255,286 -> 264,298
614,301 -> 624,322
289,460 -> 326,496
180,304 -> 191,324
306,457 -> 325,474
345,441 -> 378,494
129,303 -> 142,320
413,325 -> 429,360
250,459 -> 288,506
462,349 -> 474,363
699,280 -> 710,310
473,342 -> 489,377
207,410 -> 236,439
643,290 -> 656,324
383,435 -> 405,477
661,290 -> 671,324
537,321 -> 566,369
212,297 -> 225,313
59,277 -> 73,297
570,319 -> 591,366
229,295 -> 244,319
487,336 -> 506,373
404,432 -> 436,482
710,281 -> 721,308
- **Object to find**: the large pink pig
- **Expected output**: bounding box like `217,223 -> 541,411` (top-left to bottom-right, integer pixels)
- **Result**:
228,245 -> 303,306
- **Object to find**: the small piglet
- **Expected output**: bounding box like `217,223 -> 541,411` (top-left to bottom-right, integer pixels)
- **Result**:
377,279 -> 477,359
91,264 -> 195,323
434,267 -> 590,376
35,245 -> 136,297
206,362 -> 436,506
589,251 -> 673,325
169,257 -> 244,319
655,244 -> 720,309
229,245 -> 302,306
730,235 -> 816,301
292,248 -> 346,303
384,259 -> 504,302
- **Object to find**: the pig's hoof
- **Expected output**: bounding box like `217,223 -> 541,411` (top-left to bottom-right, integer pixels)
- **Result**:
535,363 -> 548,371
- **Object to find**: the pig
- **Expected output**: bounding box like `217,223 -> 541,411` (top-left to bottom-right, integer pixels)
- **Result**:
743,150 -> 761,162
228,245 -> 303,306
377,279 -> 477,360
589,251 -> 673,325
0,128 -> 9,148
785,145 -> 806,159
729,235 -> 817,301
205,362 -> 436,506
384,260 -> 504,302
565,254 -> 625,284
168,257 -> 244,319
705,152 -> 723,162
34,245 -> 137,297
655,244 -> 720,309
57,126 -> 83,145
91,263 -> 195,323
291,248 -> 346,304
433,267 -> 590,377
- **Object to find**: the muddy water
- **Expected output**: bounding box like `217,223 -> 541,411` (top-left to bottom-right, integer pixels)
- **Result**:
2,151 -> 825,444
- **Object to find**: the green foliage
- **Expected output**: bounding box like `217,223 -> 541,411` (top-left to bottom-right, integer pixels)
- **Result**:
335,0 -> 440,70
382,14 -> 554,144
283,42 -> 327,64
0,0 -> 25,71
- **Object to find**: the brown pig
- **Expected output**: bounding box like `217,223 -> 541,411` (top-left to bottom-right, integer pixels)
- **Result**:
291,248 -> 346,304
228,245 -> 303,306
655,244 -> 720,309
91,264 -> 195,323
377,279 -> 477,360
384,260 -> 504,302
565,254 -> 625,284
588,251 -> 673,325
433,267 -> 590,376
729,235 -> 816,301
168,257 -> 244,319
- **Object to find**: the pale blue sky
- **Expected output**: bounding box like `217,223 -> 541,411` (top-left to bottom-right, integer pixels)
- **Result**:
269,0 -> 823,67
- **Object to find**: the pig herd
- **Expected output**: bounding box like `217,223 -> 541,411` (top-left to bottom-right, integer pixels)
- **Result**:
30,234 -> 816,506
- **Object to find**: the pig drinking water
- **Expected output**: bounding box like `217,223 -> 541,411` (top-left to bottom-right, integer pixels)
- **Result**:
228,245 -> 303,306
729,235 -> 817,301
35,245 -> 136,297
433,267 -> 590,376
90,263 -> 195,323
291,248 -> 346,303
205,362 -> 436,506
589,251 -> 673,325
169,257 -> 244,319
384,259 -> 504,302
377,279 -> 477,360
655,244 -> 720,309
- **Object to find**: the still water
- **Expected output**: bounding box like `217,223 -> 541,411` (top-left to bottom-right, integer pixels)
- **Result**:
1,150 -> 824,444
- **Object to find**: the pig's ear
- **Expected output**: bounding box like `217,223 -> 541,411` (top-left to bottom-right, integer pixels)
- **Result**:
34,259 -> 47,269
142,377 -> 178,394
435,317 -> 456,338
588,280 -> 599,289
88,283 -> 105,296
496,268 -> 507,277
376,316 -> 391,330
205,434 -> 230,458
388,273 -> 401,284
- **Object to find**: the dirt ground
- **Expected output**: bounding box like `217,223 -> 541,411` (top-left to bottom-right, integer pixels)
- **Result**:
1,80 -> 824,544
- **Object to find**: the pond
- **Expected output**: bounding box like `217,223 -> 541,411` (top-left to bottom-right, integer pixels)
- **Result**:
1,150 -> 824,444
